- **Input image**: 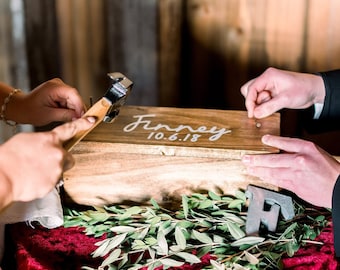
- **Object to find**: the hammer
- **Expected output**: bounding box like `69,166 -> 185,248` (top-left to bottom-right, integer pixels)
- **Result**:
63,72 -> 133,151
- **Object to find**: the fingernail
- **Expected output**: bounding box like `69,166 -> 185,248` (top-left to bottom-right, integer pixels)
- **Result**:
262,134 -> 270,143
86,116 -> 96,123
241,155 -> 250,163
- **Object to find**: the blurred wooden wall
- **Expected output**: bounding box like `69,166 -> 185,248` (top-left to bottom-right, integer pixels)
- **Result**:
24,0 -> 340,108
1,0 -> 340,153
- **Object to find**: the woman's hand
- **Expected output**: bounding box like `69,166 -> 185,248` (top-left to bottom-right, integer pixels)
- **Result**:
12,78 -> 86,126
240,67 -> 326,119
242,135 -> 340,208
0,117 -> 95,209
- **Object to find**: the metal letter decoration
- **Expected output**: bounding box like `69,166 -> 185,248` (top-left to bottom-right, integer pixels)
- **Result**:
245,185 -> 295,235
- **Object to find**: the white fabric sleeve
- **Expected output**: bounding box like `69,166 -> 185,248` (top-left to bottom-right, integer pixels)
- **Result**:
313,103 -> 324,119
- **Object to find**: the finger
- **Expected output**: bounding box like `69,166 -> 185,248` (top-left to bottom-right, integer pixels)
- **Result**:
246,166 -> 296,190
43,107 -> 83,123
243,82 -> 259,118
55,90 -> 85,118
240,79 -> 254,97
52,117 -> 96,143
261,134 -> 309,153
48,80 -> 86,117
256,90 -> 271,105
242,154 -> 293,168
63,152 -> 75,171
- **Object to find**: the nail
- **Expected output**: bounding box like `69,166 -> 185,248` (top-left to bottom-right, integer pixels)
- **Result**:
262,134 -> 270,143
86,116 -> 96,123
242,155 -> 251,164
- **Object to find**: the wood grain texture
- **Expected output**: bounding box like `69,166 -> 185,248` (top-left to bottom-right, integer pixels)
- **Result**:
80,106 -> 280,152
106,0 -> 158,106
63,106 -> 280,206
158,0 -> 183,106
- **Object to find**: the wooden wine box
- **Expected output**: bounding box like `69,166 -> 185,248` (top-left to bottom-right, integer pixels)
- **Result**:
63,106 -> 280,207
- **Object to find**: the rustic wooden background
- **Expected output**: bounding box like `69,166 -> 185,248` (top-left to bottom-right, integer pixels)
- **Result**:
1,0 -> 340,153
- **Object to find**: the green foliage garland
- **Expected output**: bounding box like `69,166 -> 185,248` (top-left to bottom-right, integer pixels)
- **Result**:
63,190 -> 330,270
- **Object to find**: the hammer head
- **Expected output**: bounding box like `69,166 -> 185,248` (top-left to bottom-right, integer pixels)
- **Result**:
103,72 -> 133,123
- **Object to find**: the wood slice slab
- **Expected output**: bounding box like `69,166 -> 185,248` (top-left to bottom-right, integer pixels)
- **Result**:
63,106 -> 280,207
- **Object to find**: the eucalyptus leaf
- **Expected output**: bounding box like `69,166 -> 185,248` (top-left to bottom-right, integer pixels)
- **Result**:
157,230 -> 168,255
243,250 -> 259,265
192,230 -> 213,244
119,206 -> 142,220
213,234 -> 225,244
150,198 -> 160,210
182,195 -> 189,219
235,190 -> 246,202
159,258 -> 184,267
176,251 -> 201,264
145,236 -> 157,246
92,238 -> 111,258
177,220 -> 194,229
208,190 -> 221,201
87,211 -> 110,222
228,199 -> 244,211
210,259 -> 225,270
110,226 -> 136,233
131,239 -> 147,250
226,221 -> 245,240
117,253 -> 128,269
198,199 -> 213,209
102,233 -> 128,257
191,193 -> 207,200
138,227 -> 150,240
231,236 -> 265,247
101,248 -> 121,267
148,246 -> 156,260
175,226 -> 187,250
169,245 -> 182,252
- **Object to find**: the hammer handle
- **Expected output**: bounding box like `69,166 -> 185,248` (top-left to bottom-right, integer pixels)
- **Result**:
64,98 -> 112,151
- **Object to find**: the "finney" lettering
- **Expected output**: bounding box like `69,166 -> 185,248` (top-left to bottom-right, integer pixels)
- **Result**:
123,114 -> 231,141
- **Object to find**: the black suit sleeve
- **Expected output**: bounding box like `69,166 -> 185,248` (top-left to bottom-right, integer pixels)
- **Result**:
332,175 -> 340,257
318,70 -> 340,257
319,70 -> 340,119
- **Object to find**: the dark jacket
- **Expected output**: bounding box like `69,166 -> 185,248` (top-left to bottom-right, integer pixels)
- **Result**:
319,70 -> 340,257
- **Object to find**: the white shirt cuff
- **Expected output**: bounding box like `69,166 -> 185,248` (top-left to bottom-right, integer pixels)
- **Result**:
313,103 -> 324,119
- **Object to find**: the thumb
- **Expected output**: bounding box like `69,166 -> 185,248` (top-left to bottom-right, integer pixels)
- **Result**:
253,96 -> 284,118
52,117 -> 96,143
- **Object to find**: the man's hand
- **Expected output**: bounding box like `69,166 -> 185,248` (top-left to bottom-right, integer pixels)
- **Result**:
240,67 -> 326,118
242,135 -> 340,208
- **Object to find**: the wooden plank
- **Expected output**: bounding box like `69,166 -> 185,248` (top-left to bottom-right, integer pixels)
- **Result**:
23,0 -> 60,87
55,0 -> 76,87
305,0 -> 340,71
63,151 -> 275,207
56,0 -> 107,102
63,106 -> 280,206
158,0 -> 183,106
106,0 -> 158,106
0,0 -> 11,83
82,106 -> 280,153
264,0 -> 307,70
0,0 -> 15,143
